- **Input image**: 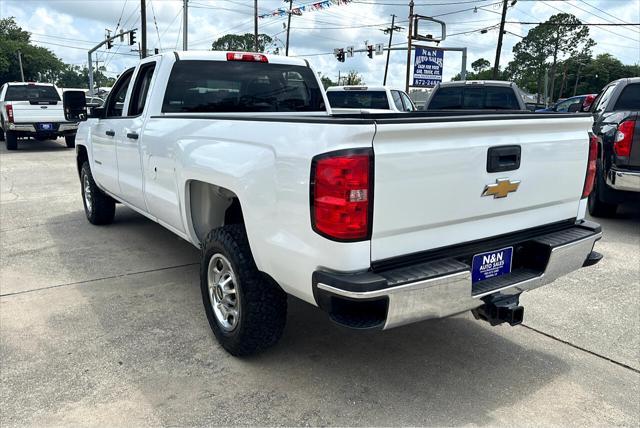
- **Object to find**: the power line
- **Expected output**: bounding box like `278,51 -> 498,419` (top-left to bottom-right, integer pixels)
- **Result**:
564,0 -> 640,35
30,39 -> 139,56
577,0 -> 640,27
149,0 -> 163,51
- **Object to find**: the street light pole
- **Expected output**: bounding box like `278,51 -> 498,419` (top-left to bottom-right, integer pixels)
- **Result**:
254,0 -> 259,52
17,50 -> 25,82
383,14 -> 396,85
285,0 -> 293,56
183,0 -> 188,50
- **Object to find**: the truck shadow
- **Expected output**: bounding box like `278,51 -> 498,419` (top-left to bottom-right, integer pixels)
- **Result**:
28,207 -> 569,426
0,137 -> 71,153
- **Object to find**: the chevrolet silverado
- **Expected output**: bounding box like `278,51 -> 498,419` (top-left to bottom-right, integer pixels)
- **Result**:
65,51 -> 603,356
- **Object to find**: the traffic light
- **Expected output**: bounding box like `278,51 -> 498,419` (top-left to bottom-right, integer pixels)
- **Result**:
129,30 -> 136,46
367,45 -> 373,59
336,49 -> 345,62
106,38 -> 113,49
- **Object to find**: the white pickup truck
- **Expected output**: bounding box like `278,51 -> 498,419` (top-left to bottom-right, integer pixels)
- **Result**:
65,51 -> 603,356
0,82 -> 78,150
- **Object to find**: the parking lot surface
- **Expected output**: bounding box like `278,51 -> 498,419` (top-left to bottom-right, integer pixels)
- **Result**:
1,138 -> 639,426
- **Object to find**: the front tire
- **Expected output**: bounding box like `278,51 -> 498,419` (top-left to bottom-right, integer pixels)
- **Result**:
5,131 -> 17,150
200,224 -> 287,356
65,134 -> 76,148
80,161 -> 115,225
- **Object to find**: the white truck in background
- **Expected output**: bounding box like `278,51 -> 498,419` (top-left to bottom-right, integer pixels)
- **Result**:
326,85 -> 417,113
0,82 -> 78,150
64,51 -> 603,356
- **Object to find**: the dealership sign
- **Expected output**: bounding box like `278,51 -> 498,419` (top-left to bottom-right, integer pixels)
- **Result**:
413,47 -> 444,87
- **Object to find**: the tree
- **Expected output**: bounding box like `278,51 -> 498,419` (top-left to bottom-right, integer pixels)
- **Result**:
342,70 -> 364,85
318,73 -> 336,89
56,65 -> 115,89
211,33 -> 273,53
471,58 -> 491,73
505,13 -> 594,102
0,17 -> 65,84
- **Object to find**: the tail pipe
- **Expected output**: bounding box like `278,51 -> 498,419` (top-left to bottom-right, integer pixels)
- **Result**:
472,294 -> 524,327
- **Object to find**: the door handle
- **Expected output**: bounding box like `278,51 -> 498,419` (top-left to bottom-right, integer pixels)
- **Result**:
105,130 -> 115,137
126,132 -> 139,140
487,145 -> 521,173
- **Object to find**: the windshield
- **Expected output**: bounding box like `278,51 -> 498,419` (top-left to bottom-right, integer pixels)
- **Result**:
5,85 -> 60,102
327,91 -> 389,109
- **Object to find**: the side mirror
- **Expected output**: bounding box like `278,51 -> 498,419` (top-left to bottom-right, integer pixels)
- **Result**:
568,102 -> 581,113
63,90 -> 87,121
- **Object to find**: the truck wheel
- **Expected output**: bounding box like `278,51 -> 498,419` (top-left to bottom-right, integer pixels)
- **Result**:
588,165 -> 617,217
65,135 -> 76,148
200,224 -> 287,356
80,161 -> 115,225
5,131 -> 17,150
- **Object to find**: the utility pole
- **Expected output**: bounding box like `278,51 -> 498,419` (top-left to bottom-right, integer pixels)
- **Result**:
183,0 -> 188,50
285,0 -> 293,56
383,14 -> 397,85
492,0 -> 508,79
17,50 -> 25,82
141,0 -> 147,58
405,1 -> 414,93
254,0 -> 259,52
573,62 -> 582,96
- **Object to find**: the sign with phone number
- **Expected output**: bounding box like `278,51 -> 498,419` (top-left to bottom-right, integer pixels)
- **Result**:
413,47 -> 444,87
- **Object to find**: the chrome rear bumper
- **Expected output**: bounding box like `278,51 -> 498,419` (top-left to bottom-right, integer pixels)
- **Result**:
313,221 -> 602,330
607,168 -> 640,192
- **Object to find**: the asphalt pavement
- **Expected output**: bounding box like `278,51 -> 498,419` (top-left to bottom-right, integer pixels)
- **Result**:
1,138 -> 638,426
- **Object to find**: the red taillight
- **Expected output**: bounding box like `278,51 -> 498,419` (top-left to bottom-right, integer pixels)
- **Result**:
614,120 -> 635,157
582,94 -> 596,111
582,133 -> 598,198
311,150 -> 372,241
5,104 -> 14,123
226,52 -> 268,63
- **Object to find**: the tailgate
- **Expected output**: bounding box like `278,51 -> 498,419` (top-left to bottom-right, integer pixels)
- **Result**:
10,101 -> 66,123
370,115 -> 593,261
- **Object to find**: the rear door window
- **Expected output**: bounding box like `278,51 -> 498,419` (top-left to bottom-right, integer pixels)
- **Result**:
162,60 -> 324,113
128,62 -> 156,116
613,83 -> 640,110
5,85 -> 60,102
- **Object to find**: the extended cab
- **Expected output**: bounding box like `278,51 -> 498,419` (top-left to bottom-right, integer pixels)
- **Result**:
0,82 -> 78,150
67,51 -> 602,356
326,85 -> 417,113
587,77 -> 640,216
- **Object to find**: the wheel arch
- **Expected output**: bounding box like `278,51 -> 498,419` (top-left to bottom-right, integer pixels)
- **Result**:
186,180 -> 245,245
76,144 -> 89,178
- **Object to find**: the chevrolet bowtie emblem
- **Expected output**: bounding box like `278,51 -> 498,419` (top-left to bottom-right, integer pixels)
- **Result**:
482,178 -> 520,199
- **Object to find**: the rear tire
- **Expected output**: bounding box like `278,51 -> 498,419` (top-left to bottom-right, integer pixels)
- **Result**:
5,131 -> 17,150
588,164 -> 617,217
65,134 -> 76,148
200,224 -> 287,356
80,161 -> 115,225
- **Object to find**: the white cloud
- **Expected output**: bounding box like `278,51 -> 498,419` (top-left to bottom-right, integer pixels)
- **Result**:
2,0 -> 638,87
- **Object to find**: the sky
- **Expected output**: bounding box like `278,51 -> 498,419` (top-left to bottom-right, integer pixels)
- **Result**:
2,0 -> 639,89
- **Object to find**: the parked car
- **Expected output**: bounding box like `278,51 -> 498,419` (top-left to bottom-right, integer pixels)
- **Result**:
536,94 -> 598,113
65,51 -> 602,356
425,80 -> 527,110
85,96 -> 105,108
0,82 -> 78,150
587,77 -> 639,216
326,85 -> 417,113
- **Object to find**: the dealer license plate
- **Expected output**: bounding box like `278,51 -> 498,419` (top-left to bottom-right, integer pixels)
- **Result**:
471,246 -> 513,284
38,123 -> 53,131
